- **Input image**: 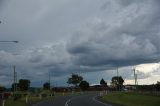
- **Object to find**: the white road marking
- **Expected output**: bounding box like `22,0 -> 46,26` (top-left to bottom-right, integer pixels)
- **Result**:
92,96 -> 112,106
65,99 -> 71,106
64,95 -> 83,106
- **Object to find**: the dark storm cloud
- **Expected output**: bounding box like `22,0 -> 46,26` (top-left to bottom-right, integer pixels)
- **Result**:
0,0 -> 160,86
67,0 -> 160,68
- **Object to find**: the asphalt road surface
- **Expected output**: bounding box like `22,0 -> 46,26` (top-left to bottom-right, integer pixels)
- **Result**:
32,93 -> 112,106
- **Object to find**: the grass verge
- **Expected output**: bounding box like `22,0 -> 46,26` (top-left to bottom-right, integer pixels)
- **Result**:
4,96 -> 53,106
101,92 -> 160,106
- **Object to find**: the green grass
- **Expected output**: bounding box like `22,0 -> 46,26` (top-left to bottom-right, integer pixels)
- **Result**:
101,92 -> 160,106
5,99 -> 25,106
4,96 -> 52,106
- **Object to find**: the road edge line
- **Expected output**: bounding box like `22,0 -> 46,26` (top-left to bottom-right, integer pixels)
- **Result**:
92,96 -> 112,106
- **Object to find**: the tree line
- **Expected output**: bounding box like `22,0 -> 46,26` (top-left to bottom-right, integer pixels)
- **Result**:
0,74 -> 160,92
11,79 -> 30,91
65,74 -> 124,91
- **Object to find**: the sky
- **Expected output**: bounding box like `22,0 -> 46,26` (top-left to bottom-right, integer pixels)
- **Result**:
0,0 -> 160,87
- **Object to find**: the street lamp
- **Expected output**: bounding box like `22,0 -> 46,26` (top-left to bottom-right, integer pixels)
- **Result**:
0,41 -> 19,43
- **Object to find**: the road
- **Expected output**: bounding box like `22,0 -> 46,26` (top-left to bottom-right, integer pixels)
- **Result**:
32,93 -> 112,106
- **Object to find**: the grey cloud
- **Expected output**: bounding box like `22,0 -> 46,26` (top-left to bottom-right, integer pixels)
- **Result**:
1,0 -> 160,86
0,43 -> 71,81
0,0 -> 102,52
117,0 -> 145,6
67,0 -> 160,68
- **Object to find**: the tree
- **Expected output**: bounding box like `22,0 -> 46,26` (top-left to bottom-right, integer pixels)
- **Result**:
100,78 -> 107,87
67,74 -> 83,87
43,82 -> 50,90
18,79 -> 30,91
11,83 -> 19,91
155,81 -> 160,91
111,76 -> 124,90
79,80 -> 89,91
0,86 -> 6,92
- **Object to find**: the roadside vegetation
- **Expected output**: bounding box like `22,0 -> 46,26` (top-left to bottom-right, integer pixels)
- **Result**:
1,74 -> 160,106
101,92 -> 160,106
5,96 -> 42,106
3,90 -> 54,106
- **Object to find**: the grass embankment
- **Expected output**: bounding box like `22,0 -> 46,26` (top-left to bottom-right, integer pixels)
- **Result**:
101,92 -> 160,106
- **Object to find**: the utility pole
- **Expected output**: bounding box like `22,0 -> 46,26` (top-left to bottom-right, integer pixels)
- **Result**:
133,68 -> 136,86
13,65 -> 18,96
48,71 -> 51,89
13,65 -> 16,93
0,39 -> 19,106
133,68 -> 138,90
15,72 -> 18,91
117,67 -> 119,91
133,68 -> 138,86
135,74 -> 138,85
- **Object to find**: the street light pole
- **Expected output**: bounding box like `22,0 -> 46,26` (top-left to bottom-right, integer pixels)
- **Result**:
0,41 -> 19,43
0,20 -> 19,103
0,40 -> 19,91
